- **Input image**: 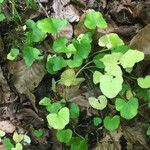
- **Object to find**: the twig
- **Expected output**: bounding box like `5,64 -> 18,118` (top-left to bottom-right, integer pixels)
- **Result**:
36,0 -> 49,18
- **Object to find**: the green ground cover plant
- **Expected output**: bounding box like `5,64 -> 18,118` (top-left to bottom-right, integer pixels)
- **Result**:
2,9 -> 150,149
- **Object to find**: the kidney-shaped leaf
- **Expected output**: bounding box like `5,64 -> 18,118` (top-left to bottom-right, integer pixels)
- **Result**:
88,95 -> 107,110
120,49 -> 144,68
84,9 -> 107,29
37,18 -> 68,33
100,74 -> 123,98
47,107 -> 70,130
115,98 -> 139,120
137,75 -> 150,89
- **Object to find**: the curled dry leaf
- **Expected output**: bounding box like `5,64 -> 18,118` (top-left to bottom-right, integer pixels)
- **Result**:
0,120 -> 16,133
7,60 -> 46,111
130,24 -> 150,60
0,67 -> 11,104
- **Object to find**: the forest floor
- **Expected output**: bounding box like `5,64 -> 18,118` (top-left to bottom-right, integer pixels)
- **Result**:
0,0 -> 150,149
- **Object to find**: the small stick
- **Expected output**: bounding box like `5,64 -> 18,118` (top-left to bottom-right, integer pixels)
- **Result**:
36,0 -> 49,18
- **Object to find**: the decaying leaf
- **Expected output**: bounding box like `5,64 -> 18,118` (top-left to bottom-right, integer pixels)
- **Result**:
123,122 -> 150,149
0,120 -> 16,133
7,60 -> 46,111
94,130 -> 122,150
52,1 -> 80,23
130,24 -> 150,60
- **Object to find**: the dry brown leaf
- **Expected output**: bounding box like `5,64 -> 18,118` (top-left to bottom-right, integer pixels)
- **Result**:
7,60 -> 46,111
0,120 -> 16,133
130,24 -> 150,60
52,1 -> 80,23
94,130 -> 122,150
123,122 -> 150,150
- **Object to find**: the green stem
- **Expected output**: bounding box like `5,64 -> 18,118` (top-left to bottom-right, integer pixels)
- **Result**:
75,60 -> 93,77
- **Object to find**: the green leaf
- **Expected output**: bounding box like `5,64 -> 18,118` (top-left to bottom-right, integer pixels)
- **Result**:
56,129 -> 72,143
93,71 -> 102,84
33,129 -> 44,138
0,13 -> 5,22
93,117 -> 102,126
103,115 -> 120,131
100,53 -> 123,66
73,33 -> 92,59
93,53 -> 105,69
13,132 -> 24,143
3,138 -> 14,150
98,33 -> 124,49
115,98 -> 139,120
146,127 -> 150,136
120,49 -> 144,68
137,75 -> 150,89
69,103 -> 80,119
84,9 -> 107,29
37,18 -> 68,33
112,45 -> 129,53
65,44 -> 77,58
69,136 -> 88,150
100,74 -> 123,98
67,55 -> 83,68
23,135 -> 31,145
53,37 -> 68,53
0,129 -> 5,137
7,48 -> 19,60
23,46 -> 43,66
25,19 -> 45,43
39,97 -> 51,106
46,102 -> 62,113
46,55 -> 66,74
100,53 -> 123,76
11,143 -> 23,150
60,69 -> 85,86
0,0 -> 4,4
88,95 -> 108,110
47,107 -> 70,130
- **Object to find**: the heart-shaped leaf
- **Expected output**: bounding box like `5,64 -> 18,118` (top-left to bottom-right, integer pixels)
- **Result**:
103,115 -> 120,131
56,129 -> 72,143
37,18 -> 68,33
120,49 -> 144,68
11,143 -> 23,150
60,69 -> 85,86
100,74 -> 123,98
23,46 -> 43,66
137,75 -> 150,89
84,9 -> 107,29
0,129 -> 5,137
13,132 -> 24,143
115,98 -> 139,120
98,33 -> 124,49
47,107 -> 70,130
88,95 -> 108,110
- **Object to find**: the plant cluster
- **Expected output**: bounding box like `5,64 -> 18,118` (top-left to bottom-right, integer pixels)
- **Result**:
3,9 -> 150,149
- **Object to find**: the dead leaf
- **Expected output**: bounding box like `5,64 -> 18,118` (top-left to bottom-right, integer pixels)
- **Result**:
95,130 -> 122,150
52,1 -> 80,22
0,120 -> 16,133
130,24 -> 150,60
123,122 -> 150,150
7,60 -> 46,111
